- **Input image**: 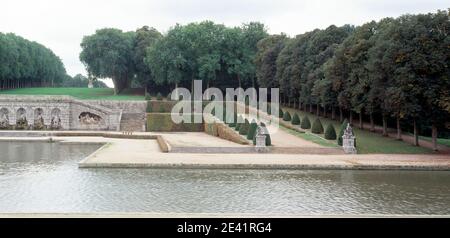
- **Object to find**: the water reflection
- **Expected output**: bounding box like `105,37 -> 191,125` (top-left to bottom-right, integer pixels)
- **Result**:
0,141 -> 450,214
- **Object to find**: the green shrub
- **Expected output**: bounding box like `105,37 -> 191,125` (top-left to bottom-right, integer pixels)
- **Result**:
337,119 -> 349,146
146,101 -> 152,112
311,118 -> 324,134
324,124 -> 337,140
301,116 -> 311,129
235,115 -> 243,131
145,93 -> 152,100
247,120 -> 258,140
156,92 -> 163,101
239,119 -> 250,135
283,111 -> 291,121
278,108 -> 284,118
291,113 -> 300,125
229,113 -> 237,127
167,92 -> 172,101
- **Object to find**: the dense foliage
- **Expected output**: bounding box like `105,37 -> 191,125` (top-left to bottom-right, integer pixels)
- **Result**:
0,33 -> 67,88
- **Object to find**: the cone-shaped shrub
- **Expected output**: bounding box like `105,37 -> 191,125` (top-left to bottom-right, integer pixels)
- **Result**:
337,119 -> 349,146
156,92 -> 163,100
301,116 -> 311,129
247,120 -> 258,140
235,115 -> 243,131
283,111 -> 292,121
324,124 -> 337,140
145,93 -> 152,100
239,119 -> 250,135
146,101 -> 152,112
311,118 -> 324,134
278,108 -> 284,118
291,113 -> 301,125
167,93 -> 172,101
229,113 -> 237,127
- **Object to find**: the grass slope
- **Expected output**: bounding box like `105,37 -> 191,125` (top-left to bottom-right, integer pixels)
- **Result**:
282,107 -> 434,154
0,88 -> 144,100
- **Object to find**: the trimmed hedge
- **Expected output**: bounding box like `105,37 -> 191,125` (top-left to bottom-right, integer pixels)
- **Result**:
247,119 -> 258,140
239,119 -> 250,135
301,116 -> 311,129
338,119 -> 349,146
278,108 -> 284,118
146,100 -> 152,112
324,124 -> 337,140
291,113 -> 300,125
145,93 -> 151,100
146,113 -> 204,132
311,118 -> 324,134
235,115 -> 243,131
156,93 -> 163,100
283,111 -> 292,121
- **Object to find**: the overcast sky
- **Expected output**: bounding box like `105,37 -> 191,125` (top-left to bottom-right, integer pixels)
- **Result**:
1,0 -> 448,86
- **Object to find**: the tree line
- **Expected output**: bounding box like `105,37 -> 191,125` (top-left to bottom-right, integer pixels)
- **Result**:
79,10 -> 448,149
256,10 -> 449,150
0,32 -> 67,89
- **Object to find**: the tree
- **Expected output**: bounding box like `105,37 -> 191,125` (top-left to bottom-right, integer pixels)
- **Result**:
255,34 -> 288,88
80,28 -> 135,94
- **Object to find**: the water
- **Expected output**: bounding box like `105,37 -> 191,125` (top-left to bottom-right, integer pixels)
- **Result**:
1,141 -> 450,215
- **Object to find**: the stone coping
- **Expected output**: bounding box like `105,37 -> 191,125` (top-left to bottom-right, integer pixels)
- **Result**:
0,213 -> 448,218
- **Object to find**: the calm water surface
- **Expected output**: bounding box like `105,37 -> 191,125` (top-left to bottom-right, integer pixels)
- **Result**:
1,141 -> 450,215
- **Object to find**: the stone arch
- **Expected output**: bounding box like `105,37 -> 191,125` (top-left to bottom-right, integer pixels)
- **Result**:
50,108 -> 61,129
0,108 -> 10,129
16,108 -> 28,129
33,108 -> 45,130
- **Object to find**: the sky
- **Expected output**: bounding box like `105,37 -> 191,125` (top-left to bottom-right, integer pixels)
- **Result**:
1,0 -> 448,87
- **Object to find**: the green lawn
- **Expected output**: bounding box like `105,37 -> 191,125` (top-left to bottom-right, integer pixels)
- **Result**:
281,107 -> 434,154
0,88 -> 144,100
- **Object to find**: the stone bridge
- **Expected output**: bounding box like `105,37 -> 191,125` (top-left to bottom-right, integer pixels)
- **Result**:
0,95 -> 123,131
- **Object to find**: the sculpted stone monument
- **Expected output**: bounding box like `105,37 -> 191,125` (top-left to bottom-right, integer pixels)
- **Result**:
0,108 -> 9,129
16,108 -> 28,129
254,126 -> 269,153
34,109 -> 45,130
342,123 -> 357,154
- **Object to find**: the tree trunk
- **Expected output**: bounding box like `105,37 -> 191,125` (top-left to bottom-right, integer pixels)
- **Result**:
413,119 -> 419,146
339,107 -> 343,122
349,111 -> 353,125
359,112 -> 363,129
432,124 -> 438,151
382,115 -> 388,137
396,116 -> 402,140
331,107 -> 336,120
309,104 -> 313,113
323,105 -> 327,118
369,113 -> 375,132
238,75 -> 241,88
316,104 -> 320,116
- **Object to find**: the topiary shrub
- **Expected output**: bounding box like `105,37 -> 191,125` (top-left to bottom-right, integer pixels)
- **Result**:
229,113 -> 237,127
324,124 -> 337,140
247,119 -> 258,140
235,115 -> 243,131
291,113 -> 300,125
283,111 -> 291,121
337,119 -> 349,146
301,116 -> 311,129
239,119 -> 250,135
278,108 -> 284,118
156,92 -> 163,101
145,93 -> 152,100
146,101 -> 152,112
311,118 -> 324,134
167,92 -> 172,101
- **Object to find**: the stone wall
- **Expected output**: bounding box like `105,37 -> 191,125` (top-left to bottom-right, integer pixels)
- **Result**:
84,100 -> 147,113
0,95 -> 121,131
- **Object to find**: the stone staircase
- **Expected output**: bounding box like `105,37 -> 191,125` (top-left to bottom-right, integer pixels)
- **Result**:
119,113 -> 146,132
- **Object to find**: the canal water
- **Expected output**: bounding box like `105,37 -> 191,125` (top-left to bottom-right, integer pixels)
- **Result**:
1,141 -> 450,215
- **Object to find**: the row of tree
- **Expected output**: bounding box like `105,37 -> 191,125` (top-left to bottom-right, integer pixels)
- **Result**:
80,22 -> 268,94
256,10 -> 449,149
0,33 -> 67,89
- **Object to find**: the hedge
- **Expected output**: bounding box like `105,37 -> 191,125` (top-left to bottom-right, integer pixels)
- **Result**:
146,113 -> 204,132
235,115 -> 243,131
301,116 -> 311,129
324,124 -> 337,140
278,108 -> 284,118
283,111 -> 292,121
311,118 -> 324,134
156,93 -> 163,100
291,113 -> 300,125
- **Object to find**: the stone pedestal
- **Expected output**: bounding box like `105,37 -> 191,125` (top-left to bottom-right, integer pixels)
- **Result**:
342,123 -> 357,154
254,126 -> 269,153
